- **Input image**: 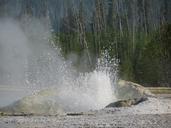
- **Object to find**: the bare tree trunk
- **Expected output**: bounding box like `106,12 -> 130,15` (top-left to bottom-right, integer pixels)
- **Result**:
76,0 -> 92,66
116,0 -> 123,37
132,0 -> 136,53
143,0 -> 148,36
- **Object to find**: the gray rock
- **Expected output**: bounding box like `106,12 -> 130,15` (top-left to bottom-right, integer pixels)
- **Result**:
116,80 -> 155,100
105,97 -> 148,108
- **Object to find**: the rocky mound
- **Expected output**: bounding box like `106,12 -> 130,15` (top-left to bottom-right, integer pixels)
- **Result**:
0,80 -> 155,115
116,80 -> 154,100
0,88 -> 64,115
105,80 -> 155,108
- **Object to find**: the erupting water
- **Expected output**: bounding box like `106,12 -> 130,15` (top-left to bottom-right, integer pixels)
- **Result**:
0,17 -> 118,113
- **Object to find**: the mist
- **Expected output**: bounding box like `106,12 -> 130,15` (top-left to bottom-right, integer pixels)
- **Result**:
0,18 -> 29,85
0,17 -> 117,112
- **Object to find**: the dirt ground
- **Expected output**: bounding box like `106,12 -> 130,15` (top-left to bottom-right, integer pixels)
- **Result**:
0,114 -> 171,128
0,96 -> 171,128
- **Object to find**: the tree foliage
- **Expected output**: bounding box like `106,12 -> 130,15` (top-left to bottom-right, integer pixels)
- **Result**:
53,0 -> 171,87
1,0 -> 170,86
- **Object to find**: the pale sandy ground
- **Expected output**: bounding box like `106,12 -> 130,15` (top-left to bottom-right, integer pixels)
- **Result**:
0,96 -> 171,128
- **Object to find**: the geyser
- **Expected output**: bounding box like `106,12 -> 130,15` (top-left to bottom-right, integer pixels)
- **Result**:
0,17 -> 118,114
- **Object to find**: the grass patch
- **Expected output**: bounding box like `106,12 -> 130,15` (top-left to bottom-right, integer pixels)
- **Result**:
147,87 -> 171,94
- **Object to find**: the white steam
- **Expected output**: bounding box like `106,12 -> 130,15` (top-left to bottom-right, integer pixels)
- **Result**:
0,17 -> 118,112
